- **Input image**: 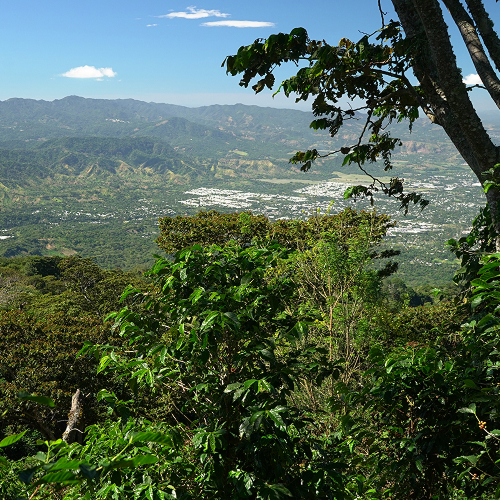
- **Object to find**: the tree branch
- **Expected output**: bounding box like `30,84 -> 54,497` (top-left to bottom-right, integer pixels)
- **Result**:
391,0 -> 482,175
442,0 -> 500,109
465,0 -> 500,72
411,0 -> 499,169
378,0 -> 386,27
391,0 -> 499,180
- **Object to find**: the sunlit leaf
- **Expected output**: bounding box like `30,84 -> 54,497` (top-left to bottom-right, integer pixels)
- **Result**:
0,430 -> 27,448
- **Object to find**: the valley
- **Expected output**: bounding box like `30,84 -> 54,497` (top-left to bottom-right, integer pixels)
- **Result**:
0,96 -> 491,285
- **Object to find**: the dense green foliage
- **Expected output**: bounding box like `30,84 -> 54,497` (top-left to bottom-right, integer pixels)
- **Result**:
1,244 -> 347,499
0,312 -> 118,447
448,205 -> 497,291
0,255 -> 152,463
4,4 -> 500,492
2,204 -> 491,499
0,255 -> 146,317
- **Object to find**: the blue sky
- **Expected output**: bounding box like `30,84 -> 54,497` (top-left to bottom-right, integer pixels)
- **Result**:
1,1 -> 497,110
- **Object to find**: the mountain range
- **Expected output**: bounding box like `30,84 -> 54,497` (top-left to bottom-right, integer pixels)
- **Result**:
0,95 -> 485,191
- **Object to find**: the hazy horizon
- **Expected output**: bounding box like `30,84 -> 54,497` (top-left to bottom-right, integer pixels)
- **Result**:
3,1 -> 498,113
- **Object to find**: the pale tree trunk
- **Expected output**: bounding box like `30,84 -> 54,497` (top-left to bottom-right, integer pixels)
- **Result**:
391,0 -> 500,250
62,389 -> 83,444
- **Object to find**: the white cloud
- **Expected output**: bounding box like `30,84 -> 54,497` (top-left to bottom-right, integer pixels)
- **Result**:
463,73 -> 482,85
62,66 -> 117,79
158,6 -> 229,19
147,23 -> 158,27
201,20 -> 275,28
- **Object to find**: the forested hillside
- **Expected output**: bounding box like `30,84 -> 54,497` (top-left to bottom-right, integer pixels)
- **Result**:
0,209 -> 497,499
0,137 -> 205,183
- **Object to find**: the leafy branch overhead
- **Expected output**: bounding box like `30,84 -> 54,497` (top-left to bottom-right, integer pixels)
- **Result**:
224,24 -> 428,213
224,0 -> 500,227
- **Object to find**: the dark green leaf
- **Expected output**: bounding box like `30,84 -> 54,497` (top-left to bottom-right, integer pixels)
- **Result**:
132,432 -> 174,446
18,392 -> 56,408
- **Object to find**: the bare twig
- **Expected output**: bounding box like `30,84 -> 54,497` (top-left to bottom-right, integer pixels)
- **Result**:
378,0 -> 386,27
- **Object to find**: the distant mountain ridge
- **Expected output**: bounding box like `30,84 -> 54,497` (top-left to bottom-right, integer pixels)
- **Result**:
0,97 -> 332,163
0,96 -> 318,146
0,95 -> 471,159
0,95 -> 488,186
0,96 -> 316,131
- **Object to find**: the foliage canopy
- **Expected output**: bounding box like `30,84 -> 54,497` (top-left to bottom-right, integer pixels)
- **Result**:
158,207 -> 396,252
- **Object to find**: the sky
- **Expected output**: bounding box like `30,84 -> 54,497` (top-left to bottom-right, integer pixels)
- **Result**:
1,1 -> 497,111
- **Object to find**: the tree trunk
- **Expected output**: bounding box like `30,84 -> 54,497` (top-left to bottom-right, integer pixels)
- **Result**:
62,389 -> 83,444
392,0 -> 500,249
